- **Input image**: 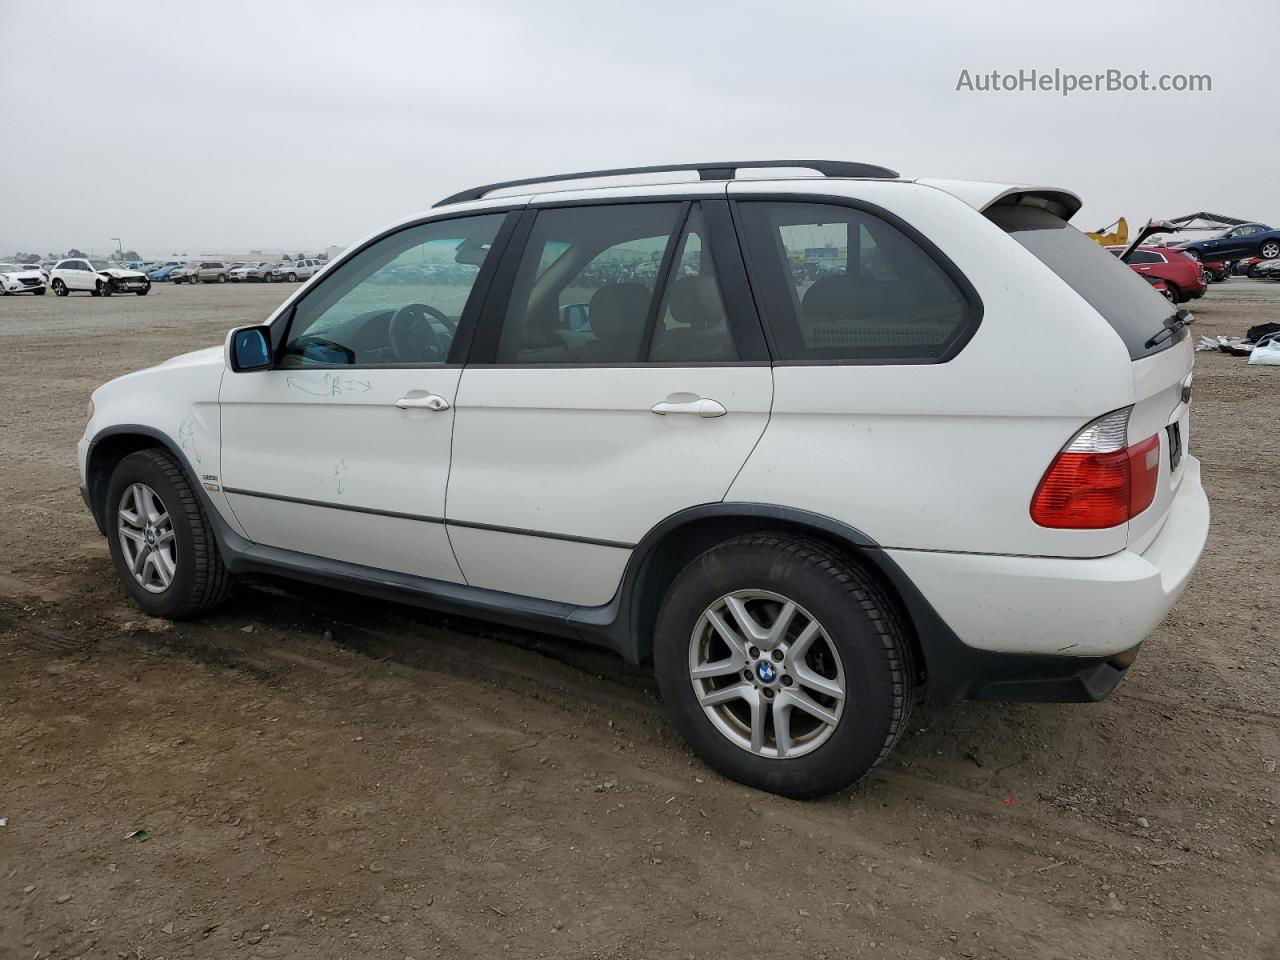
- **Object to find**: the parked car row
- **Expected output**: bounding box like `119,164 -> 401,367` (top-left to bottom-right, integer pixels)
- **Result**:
149,258 -> 327,284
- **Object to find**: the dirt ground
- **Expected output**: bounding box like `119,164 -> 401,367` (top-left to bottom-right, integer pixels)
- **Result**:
1,280 -> 1277,960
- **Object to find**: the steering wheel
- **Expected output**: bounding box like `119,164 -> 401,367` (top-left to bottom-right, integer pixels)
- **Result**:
388,303 -> 455,363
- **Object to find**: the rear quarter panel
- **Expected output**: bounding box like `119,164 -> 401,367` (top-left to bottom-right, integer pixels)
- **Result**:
726,180 -> 1137,558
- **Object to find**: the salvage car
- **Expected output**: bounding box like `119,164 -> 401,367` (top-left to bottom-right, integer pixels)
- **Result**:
147,261 -> 187,282
270,258 -> 324,282
77,160 -> 1209,797
1178,222 -> 1280,262
228,262 -> 264,282
1108,245 -> 1206,303
50,259 -> 149,296
0,262 -> 48,295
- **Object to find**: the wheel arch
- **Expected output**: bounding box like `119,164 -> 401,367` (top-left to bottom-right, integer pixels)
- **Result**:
84,426 -> 200,535
606,503 -> 927,684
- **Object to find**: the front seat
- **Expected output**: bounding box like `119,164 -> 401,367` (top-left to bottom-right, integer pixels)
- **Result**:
651,275 -> 733,361
574,283 -> 651,362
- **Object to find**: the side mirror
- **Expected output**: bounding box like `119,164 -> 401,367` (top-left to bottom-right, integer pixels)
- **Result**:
228,325 -> 272,372
561,303 -> 591,331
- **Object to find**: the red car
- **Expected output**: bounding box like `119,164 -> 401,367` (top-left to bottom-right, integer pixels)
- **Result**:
1107,245 -> 1207,303
1201,259 -> 1229,282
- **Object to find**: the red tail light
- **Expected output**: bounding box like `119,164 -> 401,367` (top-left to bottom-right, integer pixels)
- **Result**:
1031,409 -> 1161,529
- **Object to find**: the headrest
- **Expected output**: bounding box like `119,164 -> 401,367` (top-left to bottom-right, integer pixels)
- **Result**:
588,283 -> 651,341
667,276 -> 725,329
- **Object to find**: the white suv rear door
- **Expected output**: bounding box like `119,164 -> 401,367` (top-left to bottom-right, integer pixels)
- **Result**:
218,211 -> 514,582
445,192 -> 773,606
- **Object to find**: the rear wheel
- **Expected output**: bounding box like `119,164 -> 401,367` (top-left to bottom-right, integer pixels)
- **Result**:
1260,240 -> 1280,260
105,449 -> 231,619
1164,281 -> 1182,303
217,273 -> 226,283
653,534 -> 914,798
1184,248 -> 1201,261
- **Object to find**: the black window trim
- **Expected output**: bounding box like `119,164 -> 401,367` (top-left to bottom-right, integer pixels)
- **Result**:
265,205 -> 525,370
728,192 -> 985,367
466,194 -> 770,367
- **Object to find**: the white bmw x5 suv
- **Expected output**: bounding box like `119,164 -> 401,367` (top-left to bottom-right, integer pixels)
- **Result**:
78,160 -> 1209,797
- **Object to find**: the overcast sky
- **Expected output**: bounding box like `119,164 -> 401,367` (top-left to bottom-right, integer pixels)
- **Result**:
2,0 -> 1276,257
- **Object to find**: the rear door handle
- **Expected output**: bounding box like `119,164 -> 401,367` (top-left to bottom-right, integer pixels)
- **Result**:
650,398 -> 726,418
396,394 -> 450,411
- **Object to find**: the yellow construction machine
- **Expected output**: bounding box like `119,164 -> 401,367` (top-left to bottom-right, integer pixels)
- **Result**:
1086,218 -> 1128,246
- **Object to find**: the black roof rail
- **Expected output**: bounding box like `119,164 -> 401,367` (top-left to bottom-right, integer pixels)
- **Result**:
434,159 -> 900,207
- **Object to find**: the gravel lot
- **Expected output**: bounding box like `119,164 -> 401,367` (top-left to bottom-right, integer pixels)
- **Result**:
1,280 -> 1278,959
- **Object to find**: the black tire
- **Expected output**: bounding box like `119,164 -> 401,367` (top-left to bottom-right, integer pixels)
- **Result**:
1163,281 -> 1181,303
52,279 -> 68,296
34,287 -> 46,295
136,287 -> 149,296
653,533 -> 915,798
101,280 -> 113,297
105,448 -> 231,619
287,272 -> 297,282
218,273 -> 226,283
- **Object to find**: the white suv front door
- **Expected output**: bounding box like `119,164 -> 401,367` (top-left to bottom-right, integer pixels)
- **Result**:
218,211 -> 511,582
445,196 -> 773,606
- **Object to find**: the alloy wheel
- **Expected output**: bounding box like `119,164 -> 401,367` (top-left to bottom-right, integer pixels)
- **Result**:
688,589 -> 846,759
1262,241 -> 1280,260
117,482 -> 177,593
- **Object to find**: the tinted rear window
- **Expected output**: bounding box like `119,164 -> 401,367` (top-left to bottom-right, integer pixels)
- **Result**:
987,205 -> 1176,359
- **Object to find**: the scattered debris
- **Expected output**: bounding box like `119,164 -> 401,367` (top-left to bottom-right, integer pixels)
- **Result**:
55,893 -> 72,904
161,922 -> 174,935
241,624 -> 256,634
1248,339 -> 1280,365
0,817 -> 7,827
1136,816 -> 1151,829
123,829 -> 150,842
1000,795 -> 1017,807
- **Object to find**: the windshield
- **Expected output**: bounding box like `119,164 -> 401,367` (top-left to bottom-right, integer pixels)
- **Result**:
89,260 -> 118,270
987,205 -> 1176,360
0,264 -> 20,273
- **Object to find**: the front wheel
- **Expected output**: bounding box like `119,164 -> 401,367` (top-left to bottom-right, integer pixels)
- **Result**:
105,448 -> 231,619
34,287 -> 46,295
52,279 -> 68,296
287,273 -> 297,282
1260,240 -> 1280,260
136,287 -> 149,296
654,534 -> 915,798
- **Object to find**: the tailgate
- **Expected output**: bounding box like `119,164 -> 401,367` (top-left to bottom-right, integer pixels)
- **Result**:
1127,336 -> 1194,551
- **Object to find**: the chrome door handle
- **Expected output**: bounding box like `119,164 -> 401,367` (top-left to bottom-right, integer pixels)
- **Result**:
396,394 -> 450,411
650,398 -> 726,418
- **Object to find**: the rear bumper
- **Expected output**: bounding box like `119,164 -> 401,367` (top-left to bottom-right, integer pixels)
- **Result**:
876,456 -> 1209,703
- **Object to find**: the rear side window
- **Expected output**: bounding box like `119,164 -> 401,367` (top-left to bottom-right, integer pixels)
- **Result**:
737,201 -> 973,362
495,202 -> 737,365
987,205 -> 1174,359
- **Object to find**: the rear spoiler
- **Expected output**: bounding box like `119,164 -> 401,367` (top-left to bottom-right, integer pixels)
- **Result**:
915,179 -> 1083,221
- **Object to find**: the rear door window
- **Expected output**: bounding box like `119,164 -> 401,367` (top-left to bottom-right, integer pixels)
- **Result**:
495,202 -> 683,364
987,205 -> 1176,359
736,201 -> 974,362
